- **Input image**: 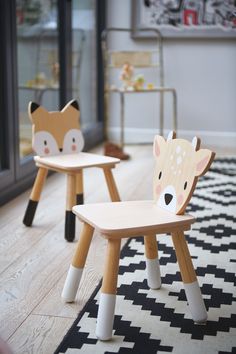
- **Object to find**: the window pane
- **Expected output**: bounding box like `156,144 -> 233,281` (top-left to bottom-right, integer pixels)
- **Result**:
72,0 -> 97,130
16,0 -> 59,159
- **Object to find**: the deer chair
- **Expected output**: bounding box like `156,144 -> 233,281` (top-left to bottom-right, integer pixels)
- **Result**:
61,131 -> 215,340
23,100 -> 120,242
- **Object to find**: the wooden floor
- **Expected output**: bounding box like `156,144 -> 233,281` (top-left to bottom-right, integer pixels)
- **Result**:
0,143 -> 234,354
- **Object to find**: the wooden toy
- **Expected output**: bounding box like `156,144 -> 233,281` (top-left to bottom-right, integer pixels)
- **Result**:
119,62 -> 145,91
119,62 -> 134,90
62,131 -> 215,340
23,100 -> 120,242
133,74 -> 145,90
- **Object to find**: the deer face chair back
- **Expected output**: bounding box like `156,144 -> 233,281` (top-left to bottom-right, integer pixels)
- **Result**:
61,131 -> 215,340
29,99 -> 84,157
153,131 -> 214,215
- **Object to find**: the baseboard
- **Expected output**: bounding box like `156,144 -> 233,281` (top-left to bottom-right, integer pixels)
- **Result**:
107,127 -> 236,148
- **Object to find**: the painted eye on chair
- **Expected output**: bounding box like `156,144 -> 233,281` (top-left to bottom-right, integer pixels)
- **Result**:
184,181 -> 188,190
63,129 -> 84,154
158,171 -> 162,179
33,132 -> 59,156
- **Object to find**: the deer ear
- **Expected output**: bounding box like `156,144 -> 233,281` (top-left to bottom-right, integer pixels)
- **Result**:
195,149 -> 215,176
28,102 -> 48,123
153,135 -> 166,157
167,131 -> 176,141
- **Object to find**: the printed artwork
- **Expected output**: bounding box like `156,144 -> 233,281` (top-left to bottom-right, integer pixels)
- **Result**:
136,0 -> 236,37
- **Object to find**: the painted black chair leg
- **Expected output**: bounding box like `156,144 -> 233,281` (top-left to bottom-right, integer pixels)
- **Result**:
23,199 -> 38,226
76,193 -> 84,205
65,210 -> 76,242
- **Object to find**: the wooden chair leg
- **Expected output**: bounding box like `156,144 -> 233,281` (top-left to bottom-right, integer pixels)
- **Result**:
103,167 -> 121,202
65,173 -> 76,242
171,231 -> 207,323
144,234 -> 161,289
76,169 -> 84,205
62,223 -> 94,302
23,167 -> 48,226
96,238 -> 121,341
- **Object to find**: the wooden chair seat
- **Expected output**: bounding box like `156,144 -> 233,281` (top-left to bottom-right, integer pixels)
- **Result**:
34,152 -> 119,171
73,201 -> 195,238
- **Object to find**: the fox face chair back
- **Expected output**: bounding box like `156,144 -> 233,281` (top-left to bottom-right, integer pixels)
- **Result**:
23,99 -> 121,242
153,131 -> 214,214
29,99 -> 84,157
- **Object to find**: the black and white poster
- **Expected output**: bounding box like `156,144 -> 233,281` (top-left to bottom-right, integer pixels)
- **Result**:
132,0 -> 236,38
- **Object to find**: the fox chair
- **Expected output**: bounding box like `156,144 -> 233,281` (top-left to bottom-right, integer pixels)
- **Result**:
62,131 -> 215,340
23,100 -> 120,242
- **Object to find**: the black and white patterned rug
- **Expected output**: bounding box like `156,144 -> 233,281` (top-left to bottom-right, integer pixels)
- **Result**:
55,158 -> 236,354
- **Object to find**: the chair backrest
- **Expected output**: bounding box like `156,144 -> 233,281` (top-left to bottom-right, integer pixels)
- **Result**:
29,100 -> 84,157
153,131 -> 215,215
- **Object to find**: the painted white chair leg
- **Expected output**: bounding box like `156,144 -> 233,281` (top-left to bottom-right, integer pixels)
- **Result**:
184,281 -> 207,323
61,265 -> 83,302
146,257 -> 161,289
96,293 -> 116,341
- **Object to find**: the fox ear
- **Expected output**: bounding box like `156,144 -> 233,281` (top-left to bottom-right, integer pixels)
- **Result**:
62,99 -> 80,112
28,102 -> 48,123
62,99 -> 80,123
153,135 -> 166,157
70,100 -> 80,111
195,149 -> 215,176
29,102 -> 40,114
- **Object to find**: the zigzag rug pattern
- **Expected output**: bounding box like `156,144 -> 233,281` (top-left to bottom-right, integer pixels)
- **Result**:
55,158 -> 236,354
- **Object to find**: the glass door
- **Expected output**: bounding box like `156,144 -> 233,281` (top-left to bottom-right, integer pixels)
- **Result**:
0,0 -> 105,205
17,0 -> 60,171
72,0 -> 97,130
0,1 -> 16,192
71,0 -> 105,147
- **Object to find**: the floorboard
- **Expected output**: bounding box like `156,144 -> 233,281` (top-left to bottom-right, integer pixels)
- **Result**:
0,143 -> 234,353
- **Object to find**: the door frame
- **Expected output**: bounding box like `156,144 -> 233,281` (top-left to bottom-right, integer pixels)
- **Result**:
0,0 -> 106,205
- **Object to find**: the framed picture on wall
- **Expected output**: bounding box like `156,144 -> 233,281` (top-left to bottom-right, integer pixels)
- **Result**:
132,0 -> 236,38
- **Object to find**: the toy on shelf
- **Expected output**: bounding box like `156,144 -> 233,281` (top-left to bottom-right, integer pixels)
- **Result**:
26,72 -> 48,88
51,61 -> 60,87
133,74 -> 144,90
25,70 -> 59,89
147,83 -> 154,90
119,63 -> 145,91
119,62 -> 134,90
62,131 -> 215,340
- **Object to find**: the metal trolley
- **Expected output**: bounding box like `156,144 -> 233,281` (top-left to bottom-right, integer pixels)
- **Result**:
101,28 -> 177,149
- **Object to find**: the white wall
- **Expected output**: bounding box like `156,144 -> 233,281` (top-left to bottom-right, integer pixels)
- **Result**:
106,0 -> 236,148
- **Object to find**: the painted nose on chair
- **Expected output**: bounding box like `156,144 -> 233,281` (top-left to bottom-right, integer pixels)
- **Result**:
164,193 -> 173,205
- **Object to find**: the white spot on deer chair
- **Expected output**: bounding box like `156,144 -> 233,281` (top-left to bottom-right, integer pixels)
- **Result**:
62,131 -> 215,340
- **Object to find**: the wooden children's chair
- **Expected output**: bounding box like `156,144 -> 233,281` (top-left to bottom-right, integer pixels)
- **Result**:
23,100 -> 120,242
62,131 -> 215,340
